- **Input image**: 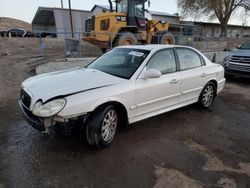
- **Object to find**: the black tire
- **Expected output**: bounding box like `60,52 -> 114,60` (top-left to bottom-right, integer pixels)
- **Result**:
114,32 -> 138,47
198,82 -> 216,109
152,32 -> 175,45
86,105 -> 118,148
160,32 -> 175,44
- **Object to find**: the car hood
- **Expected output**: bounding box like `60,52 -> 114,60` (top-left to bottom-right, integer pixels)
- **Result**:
230,49 -> 250,57
22,68 -> 127,102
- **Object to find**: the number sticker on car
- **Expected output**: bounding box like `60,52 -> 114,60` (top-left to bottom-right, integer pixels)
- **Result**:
128,51 -> 144,57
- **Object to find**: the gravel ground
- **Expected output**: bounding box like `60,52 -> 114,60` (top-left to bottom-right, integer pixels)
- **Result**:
0,55 -> 250,188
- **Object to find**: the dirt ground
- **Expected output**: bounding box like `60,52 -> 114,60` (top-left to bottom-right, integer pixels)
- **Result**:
0,54 -> 250,188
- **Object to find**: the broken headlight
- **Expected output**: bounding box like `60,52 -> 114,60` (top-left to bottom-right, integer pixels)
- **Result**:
32,98 -> 66,117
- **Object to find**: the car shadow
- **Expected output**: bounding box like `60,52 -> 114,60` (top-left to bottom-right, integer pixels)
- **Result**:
43,102 -> 213,152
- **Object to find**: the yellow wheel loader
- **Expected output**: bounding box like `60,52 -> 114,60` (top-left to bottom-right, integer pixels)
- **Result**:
83,0 -> 175,51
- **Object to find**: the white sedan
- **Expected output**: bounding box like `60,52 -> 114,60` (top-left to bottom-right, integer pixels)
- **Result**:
19,45 -> 225,148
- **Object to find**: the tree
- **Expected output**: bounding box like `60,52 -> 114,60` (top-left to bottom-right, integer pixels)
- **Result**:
178,0 -> 250,36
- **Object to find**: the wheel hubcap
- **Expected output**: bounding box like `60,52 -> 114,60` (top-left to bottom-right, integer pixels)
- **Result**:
101,110 -> 117,142
202,85 -> 214,107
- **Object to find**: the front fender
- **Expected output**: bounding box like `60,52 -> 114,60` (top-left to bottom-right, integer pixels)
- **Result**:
57,82 -> 135,118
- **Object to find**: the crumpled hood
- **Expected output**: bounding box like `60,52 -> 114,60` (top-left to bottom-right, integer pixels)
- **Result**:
22,68 -> 126,103
230,49 -> 250,57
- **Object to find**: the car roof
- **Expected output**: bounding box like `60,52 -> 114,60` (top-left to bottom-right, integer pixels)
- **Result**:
116,44 -> 194,51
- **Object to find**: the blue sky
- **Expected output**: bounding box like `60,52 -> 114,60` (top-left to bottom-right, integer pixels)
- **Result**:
0,0 -> 178,23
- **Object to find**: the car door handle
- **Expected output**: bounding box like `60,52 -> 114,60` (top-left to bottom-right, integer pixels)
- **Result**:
201,73 -> 207,77
170,79 -> 179,84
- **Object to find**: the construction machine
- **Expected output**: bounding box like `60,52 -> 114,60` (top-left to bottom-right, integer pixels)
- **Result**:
83,0 -> 175,51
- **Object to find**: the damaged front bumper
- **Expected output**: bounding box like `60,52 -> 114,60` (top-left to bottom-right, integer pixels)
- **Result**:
18,99 -> 45,131
18,100 -> 86,134
18,100 -> 58,133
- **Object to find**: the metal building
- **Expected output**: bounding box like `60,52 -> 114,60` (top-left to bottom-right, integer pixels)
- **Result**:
32,7 -> 91,38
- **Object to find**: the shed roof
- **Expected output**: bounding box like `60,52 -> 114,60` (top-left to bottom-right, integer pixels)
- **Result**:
32,7 -> 91,25
32,7 -> 55,25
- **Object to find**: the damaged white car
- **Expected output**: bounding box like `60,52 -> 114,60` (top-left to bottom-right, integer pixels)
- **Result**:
19,45 -> 225,148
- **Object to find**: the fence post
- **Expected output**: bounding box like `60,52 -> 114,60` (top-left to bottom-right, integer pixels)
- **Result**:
39,33 -> 44,59
206,36 -> 208,51
78,32 -> 81,58
110,32 -> 113,50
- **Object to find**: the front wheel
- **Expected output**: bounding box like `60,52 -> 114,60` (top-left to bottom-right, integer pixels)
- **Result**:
86,105 -> 118,148
113,32 -> 138,47
198,82 -> 216,108
160,33 -> 175,44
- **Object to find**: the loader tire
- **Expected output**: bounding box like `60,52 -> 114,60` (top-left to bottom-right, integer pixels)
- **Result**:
160,33 -> 175,44
114,32 -> 138,47
152,32 -> 175,45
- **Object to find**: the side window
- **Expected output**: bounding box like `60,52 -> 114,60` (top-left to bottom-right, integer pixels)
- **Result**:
146,49 -> 176,74
176,48 -> 202,70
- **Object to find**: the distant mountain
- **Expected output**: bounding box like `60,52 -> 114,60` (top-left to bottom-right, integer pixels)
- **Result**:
0,17 -> 31,31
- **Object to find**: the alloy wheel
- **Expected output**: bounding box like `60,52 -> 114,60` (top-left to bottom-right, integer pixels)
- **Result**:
101,109 -> 117,142
202,85 -> 214,107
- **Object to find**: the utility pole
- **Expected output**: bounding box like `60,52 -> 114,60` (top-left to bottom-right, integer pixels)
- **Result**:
61,0 -> 64,8
68,0 -> 74,38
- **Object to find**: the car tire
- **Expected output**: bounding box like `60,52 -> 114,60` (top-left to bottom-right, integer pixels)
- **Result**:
198,82 -> 216,109
86,105 -> 118,148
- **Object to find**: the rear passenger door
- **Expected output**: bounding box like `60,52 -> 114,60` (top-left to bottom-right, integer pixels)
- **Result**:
175,48 -> 208,103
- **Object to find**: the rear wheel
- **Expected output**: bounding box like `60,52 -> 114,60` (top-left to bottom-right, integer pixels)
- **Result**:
199,82 -> 216,108
114,32 -> 138,47
86,105 -> 118,148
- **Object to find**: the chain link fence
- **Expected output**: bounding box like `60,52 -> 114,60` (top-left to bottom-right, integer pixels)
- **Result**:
1,30 -> 249,59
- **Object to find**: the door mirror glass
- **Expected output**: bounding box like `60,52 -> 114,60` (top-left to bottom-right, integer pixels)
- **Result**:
143,69 -> 161,79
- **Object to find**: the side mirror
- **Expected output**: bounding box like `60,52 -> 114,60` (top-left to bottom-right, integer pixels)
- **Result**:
143,69 -> 161,79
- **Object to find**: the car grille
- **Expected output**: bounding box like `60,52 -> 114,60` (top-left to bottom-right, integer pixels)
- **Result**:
229,56 -> 250,64
228,63 -> 250,73
20,88 -> 31,109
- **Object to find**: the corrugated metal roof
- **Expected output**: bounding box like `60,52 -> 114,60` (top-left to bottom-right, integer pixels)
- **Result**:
32,7 -> 55,25
32,7 -> 91,25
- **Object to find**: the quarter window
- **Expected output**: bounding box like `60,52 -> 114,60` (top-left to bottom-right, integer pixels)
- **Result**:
146,49 -> 176,74
176,48 -> 202,70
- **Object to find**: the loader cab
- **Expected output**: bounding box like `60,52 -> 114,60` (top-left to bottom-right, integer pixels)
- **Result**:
116,0 -> 146,28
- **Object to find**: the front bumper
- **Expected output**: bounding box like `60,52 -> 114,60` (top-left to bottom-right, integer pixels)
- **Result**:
224,63 -> 250,78
18,100 -> 45,131
225,67 -> 250,78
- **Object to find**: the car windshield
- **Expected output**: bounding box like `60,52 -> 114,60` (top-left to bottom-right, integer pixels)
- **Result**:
87,48 -> 150,79
240,40 -> 250,49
